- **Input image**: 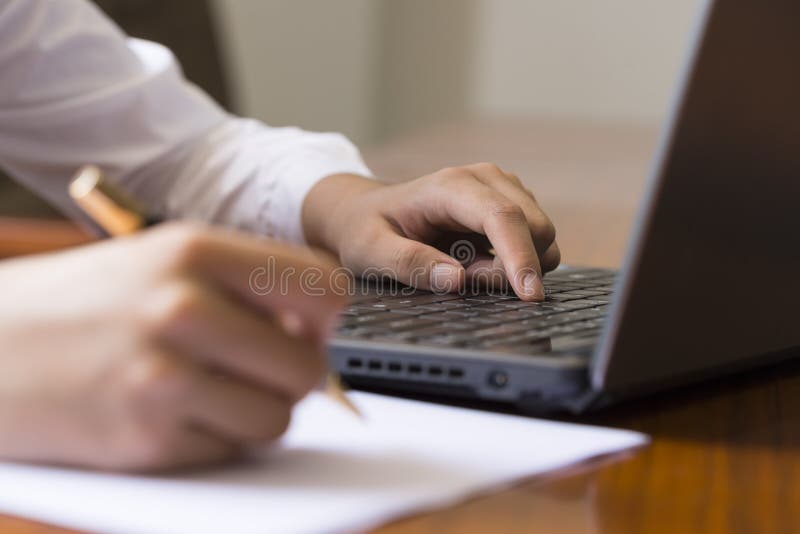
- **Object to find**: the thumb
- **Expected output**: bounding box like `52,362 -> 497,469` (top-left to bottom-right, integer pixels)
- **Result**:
365,232 -> 465,293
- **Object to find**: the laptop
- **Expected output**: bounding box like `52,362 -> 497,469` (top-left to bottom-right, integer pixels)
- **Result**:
330,0 -> 800,413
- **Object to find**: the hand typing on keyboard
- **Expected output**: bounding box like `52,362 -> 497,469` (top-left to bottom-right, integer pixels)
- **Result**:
302,164 -> 560,301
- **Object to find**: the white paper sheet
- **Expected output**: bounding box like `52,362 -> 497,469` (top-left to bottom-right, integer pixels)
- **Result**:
0,392 -> 647,534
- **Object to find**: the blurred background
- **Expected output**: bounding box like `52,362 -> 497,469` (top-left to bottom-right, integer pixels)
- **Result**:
214,0 -> 700,144
0,0 -> 700,218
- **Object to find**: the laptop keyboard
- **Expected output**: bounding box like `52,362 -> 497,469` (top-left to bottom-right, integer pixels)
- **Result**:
335,268 -> 616,356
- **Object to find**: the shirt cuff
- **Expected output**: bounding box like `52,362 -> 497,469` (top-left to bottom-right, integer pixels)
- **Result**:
257,130 -> 374,245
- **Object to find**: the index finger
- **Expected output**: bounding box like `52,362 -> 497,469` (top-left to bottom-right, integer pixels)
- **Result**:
152,225 -> 346,338
432,177 -> 545,300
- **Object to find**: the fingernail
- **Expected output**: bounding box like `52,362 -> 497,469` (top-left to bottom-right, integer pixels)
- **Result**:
430,263 -> 461,293
522,271 -> 544,300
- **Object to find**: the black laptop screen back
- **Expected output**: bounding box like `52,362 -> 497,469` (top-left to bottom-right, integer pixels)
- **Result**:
594,0 -> 800,391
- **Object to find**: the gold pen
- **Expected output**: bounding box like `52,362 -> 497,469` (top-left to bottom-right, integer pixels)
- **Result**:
69,165 -> 362,418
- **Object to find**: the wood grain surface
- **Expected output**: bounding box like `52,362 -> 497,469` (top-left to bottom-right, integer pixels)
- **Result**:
0,218 -> 90,259
2,120 -> 797,534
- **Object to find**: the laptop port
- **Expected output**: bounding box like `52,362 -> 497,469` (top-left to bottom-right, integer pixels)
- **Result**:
448,368 -> 464,379
388,362 -> 402,372
368,360 -> 382,371
428,366 -> 443,376
408,364 -> 422,374
347,358 -> 363,369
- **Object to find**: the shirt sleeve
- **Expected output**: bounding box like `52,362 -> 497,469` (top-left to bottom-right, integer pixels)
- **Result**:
0,0 -> 373,244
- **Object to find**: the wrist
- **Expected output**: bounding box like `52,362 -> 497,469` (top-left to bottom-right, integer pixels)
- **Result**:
302,173 -> 382,254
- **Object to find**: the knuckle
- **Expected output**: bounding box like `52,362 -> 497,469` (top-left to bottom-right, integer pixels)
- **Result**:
299,259 -> 347,307
475,161 -> 503,175
121,354 -> 190,405
390,244 -> 427,277
143,281 -> 206,338
545,247 -> 562,272
538,220 -> 557,246
431,166 -> 467,185
153,221 -> 211,272
488,200 -> 526,224
507,173 -> 524,186
436,166 -> 460,177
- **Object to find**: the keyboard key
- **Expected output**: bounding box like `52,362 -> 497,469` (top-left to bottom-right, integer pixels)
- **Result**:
464,316 -> 505,326
463,296 -> 512,304
545,280 -> 592,287
554,299 -> 607,310
593,285 -> 615,292
385,317 -> 441,330
347,304 -> 392,313
349,313 -> 393,324
515,302 -> 571,313
546,293 -> 586,302
544,286 -> 572,295
550,331 -> 602,352
471,323 -> 531,338
489,300 -> 530,309
468,302 -> 518,314
336,326 -> 384,338
490,310 -> 537,322
438,309 -> 482,318
405,325 -> 463,339
368,331 -> 420,343
385,306 -> 444,316
380,293 -> 463,306
558,290 -> 609,298
424,300 -> 474,310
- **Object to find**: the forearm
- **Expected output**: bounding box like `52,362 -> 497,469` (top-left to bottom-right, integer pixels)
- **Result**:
0,0 -> 375,244
0,1 -> 226,226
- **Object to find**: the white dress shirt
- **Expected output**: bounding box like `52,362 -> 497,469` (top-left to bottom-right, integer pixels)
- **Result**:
0,0 -> 372,243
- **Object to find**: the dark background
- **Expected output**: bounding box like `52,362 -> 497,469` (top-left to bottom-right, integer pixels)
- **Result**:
0,0 -> 231,218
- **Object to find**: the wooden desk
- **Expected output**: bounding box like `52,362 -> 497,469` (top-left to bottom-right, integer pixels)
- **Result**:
1,119 -> 798,534
0,218 -> 90,259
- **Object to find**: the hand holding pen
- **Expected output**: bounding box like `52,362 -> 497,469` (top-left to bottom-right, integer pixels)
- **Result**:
69,165 -> 361,418
2,165 -> 367,472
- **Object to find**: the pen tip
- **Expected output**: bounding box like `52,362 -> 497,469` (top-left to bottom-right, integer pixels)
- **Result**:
326,374 -> 364,419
